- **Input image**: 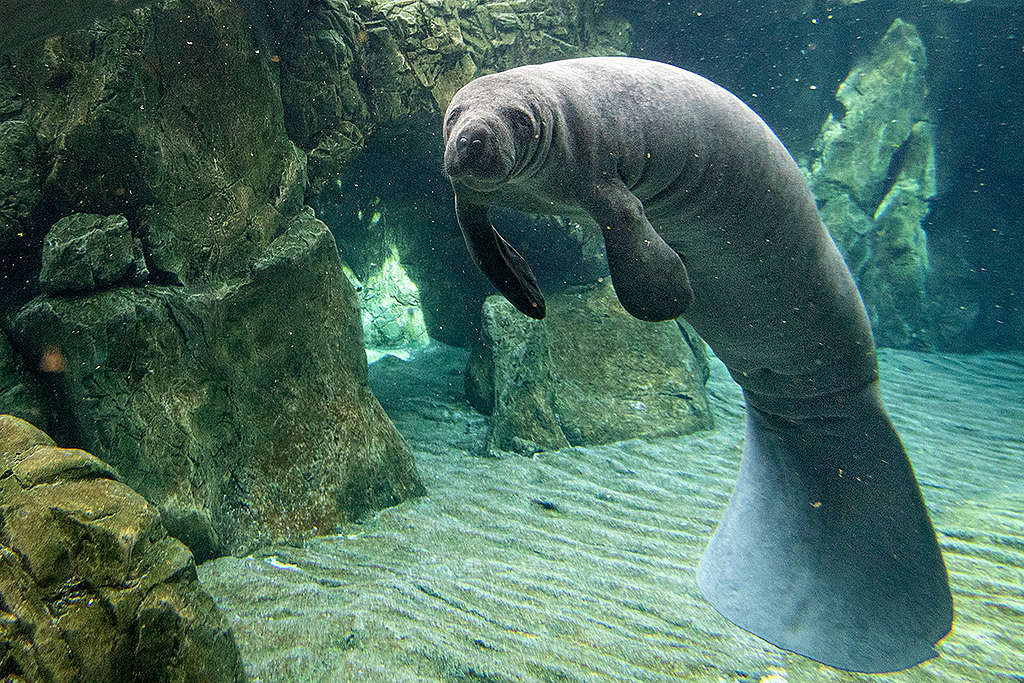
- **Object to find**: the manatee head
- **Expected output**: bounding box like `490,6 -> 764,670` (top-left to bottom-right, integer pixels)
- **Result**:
443,77 -> 545,190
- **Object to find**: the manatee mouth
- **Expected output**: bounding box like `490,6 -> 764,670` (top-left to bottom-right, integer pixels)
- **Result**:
448,174 -> 506,192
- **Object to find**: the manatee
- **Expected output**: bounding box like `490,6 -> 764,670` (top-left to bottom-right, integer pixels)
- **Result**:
442,56 -> 952,674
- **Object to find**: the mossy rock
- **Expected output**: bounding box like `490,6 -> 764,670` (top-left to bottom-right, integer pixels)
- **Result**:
11,214 -> 424,559
0,414 -> 245,682
468,284 -> 712,454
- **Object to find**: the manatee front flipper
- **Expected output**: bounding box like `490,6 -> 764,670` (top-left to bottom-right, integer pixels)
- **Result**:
697,385 -> 953,673
455,194 -> 546,319
587,182 -> 693,321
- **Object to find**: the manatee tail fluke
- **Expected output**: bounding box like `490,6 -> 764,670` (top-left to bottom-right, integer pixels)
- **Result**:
696,384 -> 953,674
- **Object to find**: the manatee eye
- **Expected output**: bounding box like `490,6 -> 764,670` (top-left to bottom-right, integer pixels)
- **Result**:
505,108 -> 533,135
445,107 -> 462,131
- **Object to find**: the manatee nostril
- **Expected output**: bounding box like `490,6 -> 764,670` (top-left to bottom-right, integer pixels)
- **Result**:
456,132 -> 487,162
449,123 -> 499,179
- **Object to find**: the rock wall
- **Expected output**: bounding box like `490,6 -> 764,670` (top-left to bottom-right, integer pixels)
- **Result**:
39,214 -> 149,294
279,0 -> 629,192
0,120 -> 42,258
9,0 -> 306,288
343,243 -> 431,351
3,0 -> 627,558
0,0 -> 424,559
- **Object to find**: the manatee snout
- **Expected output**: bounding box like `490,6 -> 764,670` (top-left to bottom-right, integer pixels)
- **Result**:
443,117 -> 514,185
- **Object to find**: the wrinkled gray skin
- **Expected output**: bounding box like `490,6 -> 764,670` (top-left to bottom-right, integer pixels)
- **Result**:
444,57 -> 952,674
444,57 -> 873,398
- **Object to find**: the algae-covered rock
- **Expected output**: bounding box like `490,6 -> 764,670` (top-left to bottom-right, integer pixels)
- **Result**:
39,213 -> 148,294
0,333 -> 44,427
9,0 -> 306,287
811,18 -> 929,211
817,192 -> 875,276
473,294 -> 568,455
0,414 -> 245,682
862,120 -> 936,345
0,119 -> 41,256
10,213 -> 424,559
343,242 -> 430,351
468,285 -> 712,454
277,0 -> 368,187
547,285 -> 713,445
808,18 -> 934,348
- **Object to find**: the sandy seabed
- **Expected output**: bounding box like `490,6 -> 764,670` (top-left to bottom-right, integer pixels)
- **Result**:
200,345 -> 1024,682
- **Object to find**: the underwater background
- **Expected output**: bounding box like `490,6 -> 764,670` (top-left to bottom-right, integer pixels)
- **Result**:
0,0 -> 1021,681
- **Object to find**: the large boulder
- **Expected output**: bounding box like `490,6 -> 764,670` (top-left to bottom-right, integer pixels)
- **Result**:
467,285 -> 712,454
807,18 -> 934,348
469,293 -> 569,456
0,414 -> 244,682
11,213 -> 424,559
39,213 -> 148,295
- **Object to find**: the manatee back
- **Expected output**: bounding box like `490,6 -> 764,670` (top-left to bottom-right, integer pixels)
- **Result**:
517,57 -> 877,397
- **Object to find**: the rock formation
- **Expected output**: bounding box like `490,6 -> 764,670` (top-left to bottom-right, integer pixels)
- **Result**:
0,414 -> 245,681
467,285 -> 712,455
11,213 -> 424,559
1,0 -> 424,559
808,18 -> 935,348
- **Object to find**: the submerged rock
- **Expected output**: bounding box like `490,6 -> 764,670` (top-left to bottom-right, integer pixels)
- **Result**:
39,213 -> 149,294
811,18 -> 929,211
471,293 -> 568,455
8,0 -> 307,288
343,244 -> 430,351
11,213 -> 425,559
0,119 -> 42,256
808,18 -> 934,348
0,333 -> 44,427
0,414 -> 245,682
468,284 -> 712,454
